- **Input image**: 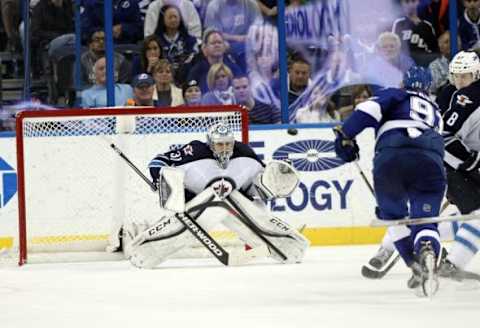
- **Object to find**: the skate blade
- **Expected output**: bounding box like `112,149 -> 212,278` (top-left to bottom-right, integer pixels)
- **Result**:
422,253 -> 439,298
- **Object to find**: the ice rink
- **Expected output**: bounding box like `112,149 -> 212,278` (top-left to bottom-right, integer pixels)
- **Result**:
1,245 -> 479,328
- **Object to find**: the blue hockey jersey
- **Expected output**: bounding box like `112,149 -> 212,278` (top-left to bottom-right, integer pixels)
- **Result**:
342,88 -> 444,156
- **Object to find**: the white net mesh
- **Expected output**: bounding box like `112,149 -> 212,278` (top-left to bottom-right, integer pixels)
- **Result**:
13,107 -> 247,264
23,111 -> 243,137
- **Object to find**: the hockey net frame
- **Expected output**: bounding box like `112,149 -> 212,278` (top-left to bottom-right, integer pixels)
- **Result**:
14,105 -> 249,265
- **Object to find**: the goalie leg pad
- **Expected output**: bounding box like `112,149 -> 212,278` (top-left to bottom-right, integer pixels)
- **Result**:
126,188 -> 231,268
124,215 -> 193,268
263,216 -> 310,264
228,190 -> 310,264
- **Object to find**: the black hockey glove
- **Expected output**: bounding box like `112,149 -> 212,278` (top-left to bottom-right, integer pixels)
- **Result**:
333,125 -> 359,163
458,151 -> 480,172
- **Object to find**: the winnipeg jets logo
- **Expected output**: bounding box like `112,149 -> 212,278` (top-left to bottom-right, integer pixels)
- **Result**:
456,94 -> 473,107
210,178 -> 234,200
182,145 -> 193,156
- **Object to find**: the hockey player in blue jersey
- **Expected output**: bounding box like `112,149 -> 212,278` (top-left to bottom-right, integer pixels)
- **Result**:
361,51 -> 480,284
122,122 -> 309,268
334,66 -> 446,297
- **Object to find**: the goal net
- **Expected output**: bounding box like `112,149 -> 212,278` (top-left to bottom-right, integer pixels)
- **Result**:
13,105 -> 249,265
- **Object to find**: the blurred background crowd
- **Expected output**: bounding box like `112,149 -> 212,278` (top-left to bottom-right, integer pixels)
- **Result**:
0,0 -> 477,131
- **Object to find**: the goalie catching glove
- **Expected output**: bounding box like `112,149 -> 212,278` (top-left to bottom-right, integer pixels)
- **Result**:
255,160 -> 299,201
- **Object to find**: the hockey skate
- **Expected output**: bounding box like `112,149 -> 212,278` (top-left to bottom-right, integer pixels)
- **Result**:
407,241 -> 439,297
369,246 -> 395,269
438,249 -> 480,282
361,246 -> 400,279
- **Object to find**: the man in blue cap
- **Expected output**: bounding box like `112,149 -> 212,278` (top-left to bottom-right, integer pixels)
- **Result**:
128,73 -> 157,107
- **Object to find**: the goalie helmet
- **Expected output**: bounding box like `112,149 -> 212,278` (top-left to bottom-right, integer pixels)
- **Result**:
448,51 -> 480,89
207,122 -> 235,168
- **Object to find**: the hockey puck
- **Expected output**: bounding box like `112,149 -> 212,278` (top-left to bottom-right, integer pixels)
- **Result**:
287,128 -> 298,136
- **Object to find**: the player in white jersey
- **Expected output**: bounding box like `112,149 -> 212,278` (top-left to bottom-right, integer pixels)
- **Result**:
123,122 -> 309,268
436,51 -> 480,279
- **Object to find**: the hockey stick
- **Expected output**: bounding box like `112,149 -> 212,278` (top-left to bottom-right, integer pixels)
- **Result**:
355,161 -> 454,278
362,201 -> 453,279
354,161 -> 452,213
452,270 -> 480,282
107,142 -> 232,266
353,161 -> 375,195
370,212 -> 480,227
353,161 -> 463,226
109,142 -> 157,191
353,161 -> 404,279
361,254 -> 401,279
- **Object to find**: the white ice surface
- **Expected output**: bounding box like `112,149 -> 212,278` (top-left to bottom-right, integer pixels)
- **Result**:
1,245 -> 479,328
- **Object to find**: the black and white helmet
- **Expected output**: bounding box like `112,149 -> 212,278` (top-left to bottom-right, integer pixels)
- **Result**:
449,51 -> 480,84
207,122 -> 235,168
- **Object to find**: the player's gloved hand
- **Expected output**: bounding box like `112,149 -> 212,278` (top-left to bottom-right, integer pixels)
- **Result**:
333,125 -> 360,163
458,151 -> 480,172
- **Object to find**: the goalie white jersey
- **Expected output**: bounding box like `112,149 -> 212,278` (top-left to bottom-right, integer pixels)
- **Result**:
148,140 -> 265,199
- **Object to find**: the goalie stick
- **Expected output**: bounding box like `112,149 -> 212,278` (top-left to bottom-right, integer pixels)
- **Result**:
225,195 -> 288,261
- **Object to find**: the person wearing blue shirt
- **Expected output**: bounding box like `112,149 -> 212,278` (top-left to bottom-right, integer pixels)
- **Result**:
334,66 -> 446,297
81,57 -> 133,108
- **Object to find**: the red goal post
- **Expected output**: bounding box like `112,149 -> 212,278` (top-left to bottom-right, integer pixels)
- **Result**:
14,105 -> 249,265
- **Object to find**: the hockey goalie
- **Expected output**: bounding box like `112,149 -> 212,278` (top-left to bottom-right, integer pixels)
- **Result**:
121,122 -> 309,268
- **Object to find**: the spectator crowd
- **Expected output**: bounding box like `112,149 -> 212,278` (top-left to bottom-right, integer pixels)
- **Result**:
1,0 -> 480,131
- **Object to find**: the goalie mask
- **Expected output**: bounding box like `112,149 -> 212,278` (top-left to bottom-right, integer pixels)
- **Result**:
207,123 -> 235,169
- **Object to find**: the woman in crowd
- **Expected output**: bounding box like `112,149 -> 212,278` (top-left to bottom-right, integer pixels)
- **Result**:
151,59 -> 184,106
201,63 -> 235,105
155,4 -> 199,85
131,34 -> 164,77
